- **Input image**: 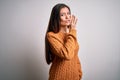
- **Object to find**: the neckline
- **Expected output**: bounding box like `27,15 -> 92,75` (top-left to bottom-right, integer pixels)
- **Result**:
57,32 -> 68,38
59,31 -> 68,34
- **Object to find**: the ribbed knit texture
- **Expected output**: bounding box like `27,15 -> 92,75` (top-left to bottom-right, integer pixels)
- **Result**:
47,29 -> 82,80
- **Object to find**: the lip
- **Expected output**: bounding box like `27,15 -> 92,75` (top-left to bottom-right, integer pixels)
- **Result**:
66,20 -> 70,22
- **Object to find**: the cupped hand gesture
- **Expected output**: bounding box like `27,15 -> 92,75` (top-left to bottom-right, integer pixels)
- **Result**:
70,15 -> 78,29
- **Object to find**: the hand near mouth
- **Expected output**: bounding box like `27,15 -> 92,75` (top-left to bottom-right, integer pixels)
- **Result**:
70,15 -> 78,30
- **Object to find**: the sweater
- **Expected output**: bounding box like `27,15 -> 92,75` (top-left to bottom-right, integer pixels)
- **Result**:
47,29 -> 82,80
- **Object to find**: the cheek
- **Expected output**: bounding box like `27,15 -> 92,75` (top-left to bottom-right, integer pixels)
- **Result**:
60,16 -> 66,22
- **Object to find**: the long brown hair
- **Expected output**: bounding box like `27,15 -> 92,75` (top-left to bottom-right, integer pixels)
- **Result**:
45,3 -> 71,65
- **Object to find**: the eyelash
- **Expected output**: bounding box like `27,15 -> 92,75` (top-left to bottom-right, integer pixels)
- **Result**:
61,12 -> 70,16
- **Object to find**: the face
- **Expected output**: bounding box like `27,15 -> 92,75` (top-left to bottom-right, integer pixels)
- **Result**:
60,7 -> 71,27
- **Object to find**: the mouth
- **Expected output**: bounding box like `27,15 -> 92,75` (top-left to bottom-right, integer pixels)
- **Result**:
66,20 -> 71,23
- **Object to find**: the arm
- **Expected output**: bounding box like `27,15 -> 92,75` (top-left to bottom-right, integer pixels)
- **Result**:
47,29 -> 77,60
77,57 -> 82,79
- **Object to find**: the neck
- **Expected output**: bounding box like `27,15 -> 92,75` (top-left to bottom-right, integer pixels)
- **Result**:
59,26 -> 69,33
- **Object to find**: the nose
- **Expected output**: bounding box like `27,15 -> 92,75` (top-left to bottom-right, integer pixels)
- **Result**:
66,14 -> 69,19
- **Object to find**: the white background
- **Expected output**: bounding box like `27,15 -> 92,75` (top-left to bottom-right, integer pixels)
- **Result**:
0,0 -> 120,80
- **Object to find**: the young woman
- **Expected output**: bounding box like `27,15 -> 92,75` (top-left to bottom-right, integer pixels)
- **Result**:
45,3 -> 82,80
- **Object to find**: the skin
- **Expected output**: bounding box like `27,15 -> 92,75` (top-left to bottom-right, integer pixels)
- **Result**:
59,7 -> 78,33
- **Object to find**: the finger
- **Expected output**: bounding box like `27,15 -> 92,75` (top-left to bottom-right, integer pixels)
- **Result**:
71,15 -> 73,24
72,15 -> 75,24
70,15 -> 72,24
70,14 -> 72,19
74,17 -> 78,25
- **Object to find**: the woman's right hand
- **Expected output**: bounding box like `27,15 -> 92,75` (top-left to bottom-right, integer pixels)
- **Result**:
70,15 -> 78,29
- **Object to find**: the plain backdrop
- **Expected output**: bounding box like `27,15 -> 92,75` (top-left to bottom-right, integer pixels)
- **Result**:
0,0 -> 120,80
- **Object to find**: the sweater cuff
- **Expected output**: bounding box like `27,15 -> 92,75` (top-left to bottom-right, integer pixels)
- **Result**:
69,29 -> 77,38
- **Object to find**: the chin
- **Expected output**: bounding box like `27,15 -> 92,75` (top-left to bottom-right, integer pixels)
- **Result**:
61,23 -> 70,27
66,24 -> 70,26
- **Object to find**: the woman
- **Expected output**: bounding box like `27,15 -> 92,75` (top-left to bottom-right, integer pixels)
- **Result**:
45,3 -> 82,80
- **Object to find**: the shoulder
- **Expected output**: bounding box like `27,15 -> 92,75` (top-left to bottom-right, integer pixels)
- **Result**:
46,32 -> 59,39
47,32 -> 55,37
46,31 -> 64,41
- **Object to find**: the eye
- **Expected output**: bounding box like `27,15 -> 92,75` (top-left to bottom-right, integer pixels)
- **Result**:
60,14 -> 64,16
67,12 -> 71,15
60,13 -> 65,17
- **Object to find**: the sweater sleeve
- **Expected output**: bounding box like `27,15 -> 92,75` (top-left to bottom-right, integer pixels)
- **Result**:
77,57 -> 82,79
47,29 -> 77,60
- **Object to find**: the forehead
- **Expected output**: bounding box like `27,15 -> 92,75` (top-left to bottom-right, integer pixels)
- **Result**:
60,7 -> 70,13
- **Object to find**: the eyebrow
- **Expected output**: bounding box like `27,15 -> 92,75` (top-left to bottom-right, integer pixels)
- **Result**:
60,11 -> 70,14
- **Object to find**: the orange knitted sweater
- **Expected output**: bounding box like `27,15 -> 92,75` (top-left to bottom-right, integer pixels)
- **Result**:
47,29 -> 82,80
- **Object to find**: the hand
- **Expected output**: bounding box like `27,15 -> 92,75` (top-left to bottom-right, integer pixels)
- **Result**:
70,15 -> 78,29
